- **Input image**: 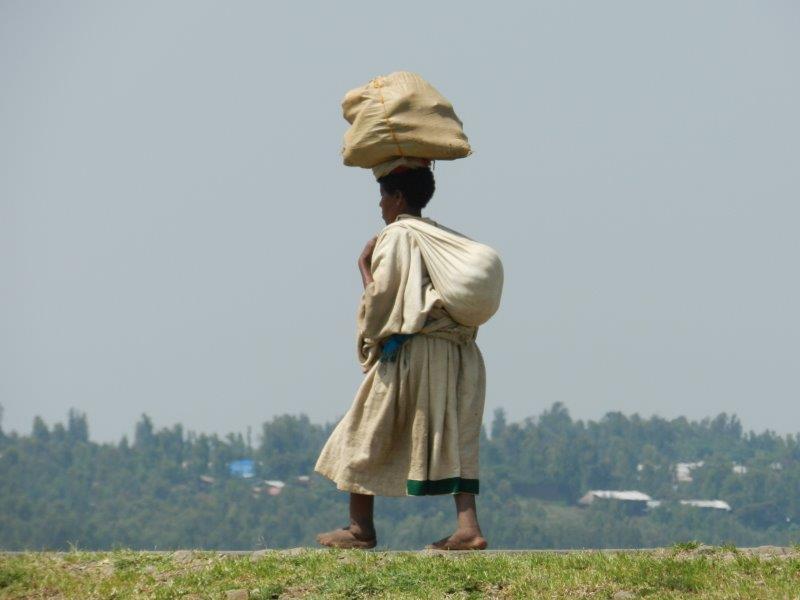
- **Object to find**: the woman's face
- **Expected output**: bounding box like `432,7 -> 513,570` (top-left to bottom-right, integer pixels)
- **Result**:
379,185 -> 406,225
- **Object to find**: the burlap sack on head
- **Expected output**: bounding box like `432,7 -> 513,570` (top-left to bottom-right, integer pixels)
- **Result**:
342,71 -> 471,171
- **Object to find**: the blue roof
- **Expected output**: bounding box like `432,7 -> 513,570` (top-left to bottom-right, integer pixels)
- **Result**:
228,459 -> 255,478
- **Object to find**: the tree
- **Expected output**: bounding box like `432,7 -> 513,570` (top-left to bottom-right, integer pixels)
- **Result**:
32,416 -> 50,442
134,414 -> 155,449
67,409 -> 89,443
257,415 -> 326,479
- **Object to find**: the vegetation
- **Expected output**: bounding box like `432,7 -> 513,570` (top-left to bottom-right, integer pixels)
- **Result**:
0,404 -> 799,551
1,546 -> 799,599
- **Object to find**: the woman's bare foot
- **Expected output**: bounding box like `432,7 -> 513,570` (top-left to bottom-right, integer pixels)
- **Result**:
425,529 -> 488,551
316,526 -> 376,549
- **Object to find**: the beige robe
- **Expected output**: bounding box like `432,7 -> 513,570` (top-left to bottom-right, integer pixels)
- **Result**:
314,215 -> 486,496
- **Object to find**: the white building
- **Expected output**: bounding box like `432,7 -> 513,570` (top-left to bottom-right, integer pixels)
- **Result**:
263,479 -> 286,496
680,499 -> 732,511
578,490 -> 652,506
674,461 -> 704,483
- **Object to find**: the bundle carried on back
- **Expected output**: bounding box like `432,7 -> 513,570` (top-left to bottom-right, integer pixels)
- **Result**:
391,217 -> 503,328
341,71 -> 471,178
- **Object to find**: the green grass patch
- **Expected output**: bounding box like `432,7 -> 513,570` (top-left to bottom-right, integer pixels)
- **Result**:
0,548 -> 798,599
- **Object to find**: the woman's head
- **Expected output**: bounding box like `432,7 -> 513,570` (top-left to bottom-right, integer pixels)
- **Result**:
377,166 -> 435,224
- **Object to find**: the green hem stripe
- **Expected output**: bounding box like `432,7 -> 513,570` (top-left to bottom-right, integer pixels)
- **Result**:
406,477 -> 479,496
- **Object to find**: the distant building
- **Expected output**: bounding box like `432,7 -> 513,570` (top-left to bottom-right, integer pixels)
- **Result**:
680,499 -> 732,511
578,490 -> 652,513
264,479 -> 286,496
579,490 -> 652,503
675,461 -> 750,480
674,461 -> 704,483
636,463 -> 664,473
228,459 -> 255,479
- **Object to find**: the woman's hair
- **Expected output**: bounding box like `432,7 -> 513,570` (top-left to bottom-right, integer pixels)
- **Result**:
378,166 -> 435,211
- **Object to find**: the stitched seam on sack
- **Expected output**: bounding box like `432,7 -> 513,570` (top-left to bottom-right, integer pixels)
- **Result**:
375,79 -> 405,158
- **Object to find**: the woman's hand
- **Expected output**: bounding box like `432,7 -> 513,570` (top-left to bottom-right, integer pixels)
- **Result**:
358,236 -> 377,288
359,236 -> 378,267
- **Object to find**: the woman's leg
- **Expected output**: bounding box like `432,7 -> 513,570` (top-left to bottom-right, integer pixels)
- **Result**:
316,493 -> 377,549
427,493 -> 488,550
349,492 -> 376,539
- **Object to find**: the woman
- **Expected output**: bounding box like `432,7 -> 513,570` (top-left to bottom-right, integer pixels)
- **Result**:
314,165 -> 488,550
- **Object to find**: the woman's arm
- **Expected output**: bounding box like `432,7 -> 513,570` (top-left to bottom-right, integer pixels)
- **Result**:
358,236 -> 377,288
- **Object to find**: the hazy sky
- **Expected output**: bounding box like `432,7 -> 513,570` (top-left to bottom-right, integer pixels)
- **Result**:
2,1 -> 798,442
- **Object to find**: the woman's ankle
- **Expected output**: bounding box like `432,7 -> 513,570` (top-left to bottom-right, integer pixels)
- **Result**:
348,519 -> 376,539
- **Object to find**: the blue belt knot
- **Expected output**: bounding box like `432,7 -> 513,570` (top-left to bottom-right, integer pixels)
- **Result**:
380,333 -> 414,363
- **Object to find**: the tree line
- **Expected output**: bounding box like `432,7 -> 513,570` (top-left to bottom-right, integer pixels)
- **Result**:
1,404 -> 798,550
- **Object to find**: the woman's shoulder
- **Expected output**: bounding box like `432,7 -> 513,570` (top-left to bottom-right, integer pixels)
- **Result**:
383,215 -> 441,235
373,223 -> 413,257
378,220 -> 414,241
387,215 -> 468,240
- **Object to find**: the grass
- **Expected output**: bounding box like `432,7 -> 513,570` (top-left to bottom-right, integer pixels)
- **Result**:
1,545 -> 798,599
